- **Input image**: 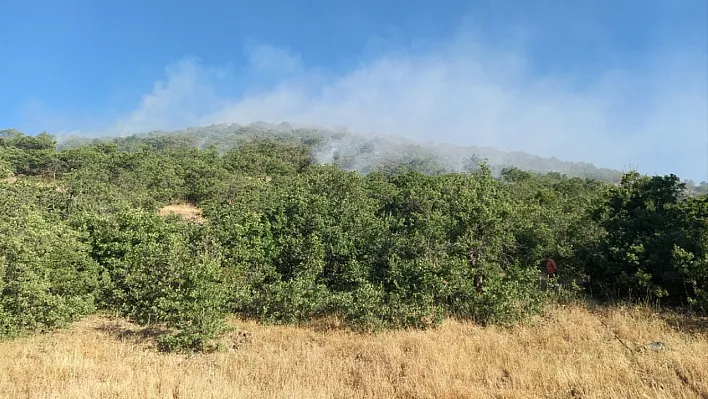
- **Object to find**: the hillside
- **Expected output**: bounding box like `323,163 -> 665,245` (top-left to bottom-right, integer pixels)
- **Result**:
1,126 -> 706,357
55,122 -> 627,182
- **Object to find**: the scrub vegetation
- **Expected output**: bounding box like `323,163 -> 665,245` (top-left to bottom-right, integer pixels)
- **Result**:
1,125 -> 706,397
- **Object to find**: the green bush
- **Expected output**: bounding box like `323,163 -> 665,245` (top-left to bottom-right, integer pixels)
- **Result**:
207,166 -> 547,329
0,157 -> 13,178
0,188 -> 100,338
78,209 -> 230,352
586,172 -> 707,308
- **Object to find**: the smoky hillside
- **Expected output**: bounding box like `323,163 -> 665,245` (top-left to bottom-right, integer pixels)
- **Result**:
56,122 -> 628,183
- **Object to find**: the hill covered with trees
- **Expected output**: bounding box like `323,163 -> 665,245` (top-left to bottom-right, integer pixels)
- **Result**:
55,122 -> 632,182
1,126 -> 707,352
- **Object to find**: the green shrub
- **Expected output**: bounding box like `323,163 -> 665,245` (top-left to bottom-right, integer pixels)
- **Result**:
0,189 -> 99,338
586,172 -> 707,309
78,209 -> 230,352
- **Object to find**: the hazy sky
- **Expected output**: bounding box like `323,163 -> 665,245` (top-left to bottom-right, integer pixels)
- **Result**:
1,0 -> 707,181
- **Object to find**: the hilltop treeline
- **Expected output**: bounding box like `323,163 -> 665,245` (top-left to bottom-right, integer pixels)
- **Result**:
55,122 -> 634,182
1,128 -> 707,352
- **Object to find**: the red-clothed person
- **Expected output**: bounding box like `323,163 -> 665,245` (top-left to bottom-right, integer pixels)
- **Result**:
546,258 -> 557,278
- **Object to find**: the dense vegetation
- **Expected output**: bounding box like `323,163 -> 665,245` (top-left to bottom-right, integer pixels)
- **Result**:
58,122 -> 632,183
1,127 -> 706,352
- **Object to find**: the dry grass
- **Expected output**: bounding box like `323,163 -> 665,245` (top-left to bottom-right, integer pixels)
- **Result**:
159,203 -> 204,224
0,176 -> 18,184
1,304 -> 707,399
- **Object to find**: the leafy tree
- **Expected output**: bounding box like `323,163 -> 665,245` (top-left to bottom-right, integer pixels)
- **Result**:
675,195 -> 708,311
0,130 -> 59,176
0,157 -> 13,179
0,188 -> 99,338
587,172 -> 704,306
77,209 -> 230,352
224,138 -> 312,176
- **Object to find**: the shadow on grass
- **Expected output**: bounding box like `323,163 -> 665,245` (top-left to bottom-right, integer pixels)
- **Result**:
94,319 -> 171,346
659,311 -> 708,335
95,319 -> 255,353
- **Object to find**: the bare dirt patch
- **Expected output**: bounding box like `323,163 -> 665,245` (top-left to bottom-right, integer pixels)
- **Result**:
159,203 -> 205,223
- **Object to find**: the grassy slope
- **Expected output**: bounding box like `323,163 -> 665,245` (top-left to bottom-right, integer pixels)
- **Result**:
1,304 -> 706,399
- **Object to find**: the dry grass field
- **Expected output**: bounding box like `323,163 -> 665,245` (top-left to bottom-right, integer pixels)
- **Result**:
1,304 -> 706,399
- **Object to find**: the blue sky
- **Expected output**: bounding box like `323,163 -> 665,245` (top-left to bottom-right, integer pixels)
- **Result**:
1,0 -> 707,181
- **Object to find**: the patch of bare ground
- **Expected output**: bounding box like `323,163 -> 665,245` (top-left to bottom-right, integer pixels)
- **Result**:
244,175 -> 273,182
159,203 -> 205,223
0,304 -> 706,399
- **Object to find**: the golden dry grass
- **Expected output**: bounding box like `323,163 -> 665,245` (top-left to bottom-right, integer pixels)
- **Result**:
1,304 -> 706,399
159,203 -> 204,224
